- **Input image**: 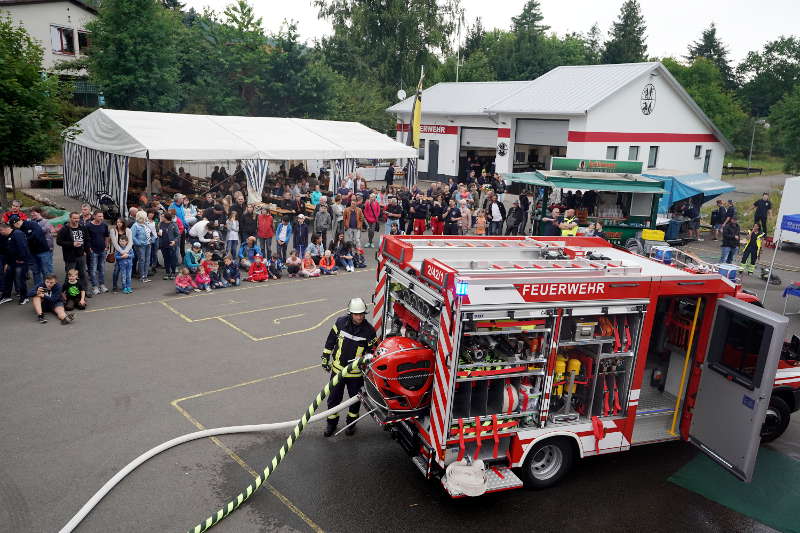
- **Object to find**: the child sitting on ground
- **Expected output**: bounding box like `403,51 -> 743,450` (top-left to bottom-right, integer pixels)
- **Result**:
285,249 -> 302,277
300,250 -> 321,277
222,255 -> 241,286
195,265 -> 212,292
353,247 -> 367,269
319,250 -> 337,275
63,268 -> 87,311
30,274 -> 74,324
208,261 -> 227,289
247,254 -> 269,282
267,253 -> 283,279
115,235 -> 135,294
184,242 -> 203,273
200,250 -> 214,274
175,267 -> 199,294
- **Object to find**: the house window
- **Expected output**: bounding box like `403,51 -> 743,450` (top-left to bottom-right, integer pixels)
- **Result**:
647,146 -> 659,168
694,145 -> 702,158
606,146 -> 618,160
50,25 -> 75,54
703,149 -> 712,173
628,146 -> 640,161
418,139 -> 425,160
77,31 -> 90,53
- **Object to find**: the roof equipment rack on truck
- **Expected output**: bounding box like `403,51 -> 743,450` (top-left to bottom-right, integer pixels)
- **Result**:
361,235 -> 793,497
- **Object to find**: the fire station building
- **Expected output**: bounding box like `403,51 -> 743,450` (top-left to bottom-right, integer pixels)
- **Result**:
388,62 -> 735,181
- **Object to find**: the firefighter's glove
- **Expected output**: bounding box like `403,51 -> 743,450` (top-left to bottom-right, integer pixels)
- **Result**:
321,355 -> 331,373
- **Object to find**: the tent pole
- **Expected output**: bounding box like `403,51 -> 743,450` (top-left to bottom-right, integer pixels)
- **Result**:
146,151 -> 152,199
763,227 -> 781,300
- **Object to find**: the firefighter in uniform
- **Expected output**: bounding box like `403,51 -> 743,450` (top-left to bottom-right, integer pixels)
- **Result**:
321,298 -> 378,437
559,208 -> 579,237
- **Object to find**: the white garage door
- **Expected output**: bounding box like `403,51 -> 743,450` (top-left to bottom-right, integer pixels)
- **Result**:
516,119 -> 569,146
461,128 -> 498,149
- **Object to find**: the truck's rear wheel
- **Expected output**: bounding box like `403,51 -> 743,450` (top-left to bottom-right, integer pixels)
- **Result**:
521,437 -> 574,489
761,396 -> 790,442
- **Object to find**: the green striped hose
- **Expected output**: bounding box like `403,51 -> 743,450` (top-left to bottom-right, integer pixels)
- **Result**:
187,357 -> 362,533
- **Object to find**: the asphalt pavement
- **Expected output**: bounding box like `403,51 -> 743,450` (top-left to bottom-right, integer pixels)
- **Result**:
0,236 -> 797,533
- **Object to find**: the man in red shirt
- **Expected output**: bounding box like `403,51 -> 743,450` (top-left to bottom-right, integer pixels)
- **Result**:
256,204 -> 275,256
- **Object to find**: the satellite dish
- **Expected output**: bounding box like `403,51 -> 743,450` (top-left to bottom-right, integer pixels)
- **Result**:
397,89 -> 407,101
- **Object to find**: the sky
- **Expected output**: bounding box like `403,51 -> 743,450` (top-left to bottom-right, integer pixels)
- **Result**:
181,0 -> 800,65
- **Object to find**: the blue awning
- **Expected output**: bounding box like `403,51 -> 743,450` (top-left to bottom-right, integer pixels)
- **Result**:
781,214 -> 800,233
643,172 -> 735,213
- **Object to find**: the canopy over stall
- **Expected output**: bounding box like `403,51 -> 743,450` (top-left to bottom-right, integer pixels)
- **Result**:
505,160 -> 664,245
642,170 -> 734,214
64,109 -> 417,208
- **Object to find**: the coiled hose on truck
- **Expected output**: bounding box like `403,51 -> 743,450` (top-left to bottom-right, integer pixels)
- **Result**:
60,358 -> 362,533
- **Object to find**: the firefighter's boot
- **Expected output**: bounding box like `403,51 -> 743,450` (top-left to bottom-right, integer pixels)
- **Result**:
345,414 -> 358,436
324,417 -> 338,437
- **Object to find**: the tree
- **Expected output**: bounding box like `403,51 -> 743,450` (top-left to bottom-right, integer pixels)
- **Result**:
511,0 -> 549,34
86,0 -> 182,111
686,23 -> 735,89
461,17 -> 485,60
585,23 -> 603,64
0,15 -> 73,207
768,85 -> 800,173
737,36 -> 800,116
601,0 -> 647,64
662,57 -> 747,151
315,0 -> 461,100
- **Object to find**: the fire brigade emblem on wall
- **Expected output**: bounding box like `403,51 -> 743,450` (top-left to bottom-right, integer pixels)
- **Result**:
497,142 -> 508,156
640,83 -> 656,115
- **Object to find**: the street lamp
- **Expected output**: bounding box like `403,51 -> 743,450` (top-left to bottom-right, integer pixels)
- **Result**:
747,118 -> 769,175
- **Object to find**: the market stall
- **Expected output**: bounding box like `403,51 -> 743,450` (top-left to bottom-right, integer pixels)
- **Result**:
63,109 -> 417,210
506,158 -> 664,245
643,170 -> 735,241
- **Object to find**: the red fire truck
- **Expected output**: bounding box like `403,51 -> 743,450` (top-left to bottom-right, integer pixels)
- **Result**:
361,235 -> 796,496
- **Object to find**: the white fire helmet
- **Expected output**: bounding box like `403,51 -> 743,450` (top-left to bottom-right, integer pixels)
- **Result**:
348,297 -> 367,314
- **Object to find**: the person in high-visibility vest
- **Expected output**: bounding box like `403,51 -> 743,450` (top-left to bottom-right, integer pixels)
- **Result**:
321,298 -> 378,436
740,222 -> 765,274
559,208 -> 579,237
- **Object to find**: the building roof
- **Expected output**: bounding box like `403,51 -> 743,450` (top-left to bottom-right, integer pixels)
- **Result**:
386,80 -> 530,115
69,108 -> 417,161
387,62 -> 735,152
0,0 -> 98,15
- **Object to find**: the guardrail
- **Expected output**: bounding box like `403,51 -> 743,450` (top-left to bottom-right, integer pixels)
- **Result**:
722,166 -> 763,176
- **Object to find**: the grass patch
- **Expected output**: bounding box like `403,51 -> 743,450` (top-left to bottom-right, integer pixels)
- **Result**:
3,191 -> 42,209
723,154 -> 786,177
701,189 -> 782,234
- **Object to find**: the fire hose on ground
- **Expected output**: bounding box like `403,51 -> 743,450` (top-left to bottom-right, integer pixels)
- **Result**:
60,358 -> 363,533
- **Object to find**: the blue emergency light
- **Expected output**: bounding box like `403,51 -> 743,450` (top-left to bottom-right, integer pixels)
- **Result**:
455,280 -> 469,296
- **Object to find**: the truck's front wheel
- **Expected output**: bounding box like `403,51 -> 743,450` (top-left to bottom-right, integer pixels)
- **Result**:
521,437 -> 574,489
761,396 -> 790,442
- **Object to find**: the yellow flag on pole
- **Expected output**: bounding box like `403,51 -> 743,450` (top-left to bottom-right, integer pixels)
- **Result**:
407,66 -> 424,149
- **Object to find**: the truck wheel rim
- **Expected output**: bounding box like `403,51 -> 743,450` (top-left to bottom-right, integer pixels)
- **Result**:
530,445 -> 563,480
762,408 -> 781,435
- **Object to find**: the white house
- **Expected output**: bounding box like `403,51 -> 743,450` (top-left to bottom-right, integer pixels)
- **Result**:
388,62 -> 734,181
1,0 -> 96,70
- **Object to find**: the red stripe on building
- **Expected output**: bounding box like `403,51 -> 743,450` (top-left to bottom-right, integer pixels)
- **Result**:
567,131 -> 719,143
396,123 -> 459,135
497,127 -> 511,139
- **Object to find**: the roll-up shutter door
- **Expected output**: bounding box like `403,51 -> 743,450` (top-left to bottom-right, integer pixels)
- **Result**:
461,128 -> 498,149
516,119 -> 569,145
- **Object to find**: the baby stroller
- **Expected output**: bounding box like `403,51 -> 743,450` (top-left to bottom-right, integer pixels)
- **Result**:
96,191 -> 120,221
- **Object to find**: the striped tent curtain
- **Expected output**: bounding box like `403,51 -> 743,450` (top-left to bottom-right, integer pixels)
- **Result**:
242,159 -> 270,204
332,158 -> 357,192
63,142 -> 130,212
405,158 -> 418,189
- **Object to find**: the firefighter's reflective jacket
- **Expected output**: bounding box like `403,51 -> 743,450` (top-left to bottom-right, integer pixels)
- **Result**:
323,315 -> 378,377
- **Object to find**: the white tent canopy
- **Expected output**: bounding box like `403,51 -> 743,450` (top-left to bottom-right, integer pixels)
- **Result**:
64,109 -> 417,210
70,109 -> 417,160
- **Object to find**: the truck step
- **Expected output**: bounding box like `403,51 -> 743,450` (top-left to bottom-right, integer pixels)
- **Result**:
443,466 -> 523,497
411,455 -> 429,477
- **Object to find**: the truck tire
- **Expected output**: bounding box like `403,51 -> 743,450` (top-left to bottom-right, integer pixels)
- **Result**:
520,437 -> 574,489
761,395 -> 790,443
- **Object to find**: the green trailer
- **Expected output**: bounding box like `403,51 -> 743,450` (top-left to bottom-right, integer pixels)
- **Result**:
506,158 -> 664,246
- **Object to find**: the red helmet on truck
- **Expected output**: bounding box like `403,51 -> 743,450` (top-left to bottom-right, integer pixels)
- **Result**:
364,336 -> 436,415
